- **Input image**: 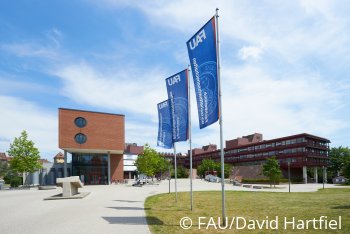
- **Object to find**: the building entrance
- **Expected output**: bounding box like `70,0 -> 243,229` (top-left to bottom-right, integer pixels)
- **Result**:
72,153 -> 108,185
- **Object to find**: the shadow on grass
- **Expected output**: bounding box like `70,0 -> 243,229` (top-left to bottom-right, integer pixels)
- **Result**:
113,199 -> 143,203
332,205 -> 350,209
106,206 -> 150,211
102,216 -> 163,225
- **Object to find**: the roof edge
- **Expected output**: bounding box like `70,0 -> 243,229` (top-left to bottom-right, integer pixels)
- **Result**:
59,108 -> 125,117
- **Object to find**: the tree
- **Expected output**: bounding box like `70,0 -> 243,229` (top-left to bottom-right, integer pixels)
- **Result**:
329,146 -> 350,178
343,157 -> 350,182
7,130 -> 42,184
217,163 -> 233,179
197,159 -> 217,177
134,144 -> 166,180
156,156 -> 171,179
176,165 -> 189,178
197,159 -> 232,179
0,161 -> 10,178
262,156 -> 281,188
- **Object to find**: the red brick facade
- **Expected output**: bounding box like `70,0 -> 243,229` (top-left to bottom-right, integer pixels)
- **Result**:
58,108 -> 125,183
110,154 -> 123,181
59,108 -> 124,151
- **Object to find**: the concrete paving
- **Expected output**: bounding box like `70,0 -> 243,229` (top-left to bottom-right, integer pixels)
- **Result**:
0,179 -> 345,234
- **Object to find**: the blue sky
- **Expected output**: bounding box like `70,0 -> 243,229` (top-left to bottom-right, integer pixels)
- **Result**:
1,0 -> 349,161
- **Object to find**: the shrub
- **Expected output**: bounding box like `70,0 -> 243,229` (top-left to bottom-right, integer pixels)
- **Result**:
3,174 -> 12,184
10,177 -> 22,187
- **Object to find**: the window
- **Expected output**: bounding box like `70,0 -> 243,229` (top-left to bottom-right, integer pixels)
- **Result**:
75,133 -> 87,144
74,117 -> 87,128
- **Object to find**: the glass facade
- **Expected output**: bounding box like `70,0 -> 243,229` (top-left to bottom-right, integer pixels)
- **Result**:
72,153 -> 108,185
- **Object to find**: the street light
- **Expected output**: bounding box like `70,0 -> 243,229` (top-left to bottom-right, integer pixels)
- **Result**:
287,159 -> 291,193
167,158 -> 171,194
323,165 -> 325,190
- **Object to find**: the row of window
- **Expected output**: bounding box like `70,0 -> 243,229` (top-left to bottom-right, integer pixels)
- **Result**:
192,146 -> 328,163
225,137 -> 329,155
74,117 -> 87,144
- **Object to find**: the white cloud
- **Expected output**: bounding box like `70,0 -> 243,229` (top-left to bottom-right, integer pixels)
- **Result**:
1,43 -> 58,59
2,0 -> 350,154
97,0 -> 350,65
238,45 -> 264,61
53,62 -> 168,118
0,28 -> 63,60
220,65 -> 346,140
0,96 -> 58,160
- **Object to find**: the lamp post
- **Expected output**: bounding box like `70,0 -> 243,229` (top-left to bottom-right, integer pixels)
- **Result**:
168,159 -> 171,194
323,165 -> 325,190
288,160 -> 291,193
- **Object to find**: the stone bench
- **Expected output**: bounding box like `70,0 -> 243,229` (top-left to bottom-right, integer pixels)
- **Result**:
56,176 -> 83,197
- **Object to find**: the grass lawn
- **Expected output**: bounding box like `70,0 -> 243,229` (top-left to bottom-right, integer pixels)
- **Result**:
145,188 -> 350,233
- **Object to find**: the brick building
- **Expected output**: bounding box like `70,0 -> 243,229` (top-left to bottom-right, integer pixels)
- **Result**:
181,133 -> 330,183
59,108 -> 125,185
123,143 -> 143,179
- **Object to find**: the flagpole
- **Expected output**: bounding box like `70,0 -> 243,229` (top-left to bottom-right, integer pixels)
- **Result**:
174,143 -> 178,202
188,66 -> 193,211
216,8 -> 226,223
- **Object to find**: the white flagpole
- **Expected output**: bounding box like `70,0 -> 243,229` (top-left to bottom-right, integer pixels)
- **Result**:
174,143 -> 178,202
216,8 -> 226,222
188,66 -> 193,211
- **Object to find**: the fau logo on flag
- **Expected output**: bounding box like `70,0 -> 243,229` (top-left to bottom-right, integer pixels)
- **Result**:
188,29 -> 206,50
157,100 -> 173,149
165,69 -> 189,142
187,17 -> 219,129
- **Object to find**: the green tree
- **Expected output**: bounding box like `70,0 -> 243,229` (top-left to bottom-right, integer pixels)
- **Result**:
343,157 -> 350,182
0,161 -> 10,178
176,165 -> 189,178
134,144 -> 166,180
157,156 -> 171,179
217,163 -> 232,179
262,156 -> 281,187
329,146 -> 350,178
7,130 -> 42,184
197,159 -> 232,179
197,159 -> 217,177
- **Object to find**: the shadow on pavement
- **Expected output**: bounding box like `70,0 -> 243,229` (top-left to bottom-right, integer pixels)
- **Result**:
113,199 -> 143,203
106,206 -> 150,211
102,216 -> 163,225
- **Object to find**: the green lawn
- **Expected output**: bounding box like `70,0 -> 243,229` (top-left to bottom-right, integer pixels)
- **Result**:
145,188 -> 350,233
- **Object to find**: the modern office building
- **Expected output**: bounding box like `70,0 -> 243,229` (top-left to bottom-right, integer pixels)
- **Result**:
123,143 -> 143,179
59,108 -> 125,185
181,133 -> 330,183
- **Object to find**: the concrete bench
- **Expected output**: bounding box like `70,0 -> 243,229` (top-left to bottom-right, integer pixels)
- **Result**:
56,176 -> 83,197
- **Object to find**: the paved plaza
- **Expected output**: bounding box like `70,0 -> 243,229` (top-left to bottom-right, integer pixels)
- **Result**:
0,179 -> 342,234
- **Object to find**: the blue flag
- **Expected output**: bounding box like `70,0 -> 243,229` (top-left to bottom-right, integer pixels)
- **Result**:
165,69 -> 189,142
187,17 -> 219,129
157,100 -> 173,149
